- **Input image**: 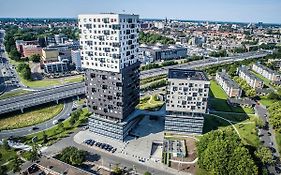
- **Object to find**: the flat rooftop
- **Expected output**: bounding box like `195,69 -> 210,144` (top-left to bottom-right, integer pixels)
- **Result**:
168,69 -> 209,81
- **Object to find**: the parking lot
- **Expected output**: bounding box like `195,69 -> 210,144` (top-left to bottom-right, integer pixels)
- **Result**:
74,115 -> 165,164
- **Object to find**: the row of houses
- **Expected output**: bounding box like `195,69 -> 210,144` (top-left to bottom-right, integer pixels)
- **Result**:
252,62 -> 281,83
237,66 -> 264,89
215,70 -> 242,98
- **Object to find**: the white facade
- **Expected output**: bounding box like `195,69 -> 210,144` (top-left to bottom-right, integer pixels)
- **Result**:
78,13 -> 139,73
71,50 -> 82,70
237,66 -> 264,89
166,70 -> 210,113
252,63 -> 281,82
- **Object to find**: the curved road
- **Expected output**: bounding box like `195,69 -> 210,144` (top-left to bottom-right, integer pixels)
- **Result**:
0,100 -> 73,139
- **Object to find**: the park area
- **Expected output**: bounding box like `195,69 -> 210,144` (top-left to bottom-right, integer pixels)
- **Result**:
19,74 -> 84,88
209,80 -> 254,114
137,94 -> 164,110
20,108 -> 89,146
0,103 -> 64,130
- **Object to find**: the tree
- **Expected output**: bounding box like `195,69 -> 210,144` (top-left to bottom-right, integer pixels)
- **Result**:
2,139 -> 10,150
11,156 -> 21,173
57,147 -> 86,166
144,172 -> 152,175
197,129 -> 258,175
21,66 -> 31,80
255,147 -> 274,165
9,48 -> 21,61
0,165 -> 7,175
58,122 -> 65,131
29,143 -> 40,162
112,165 -> 123,175
42,131 -> 48,144
29,54 -> 41,62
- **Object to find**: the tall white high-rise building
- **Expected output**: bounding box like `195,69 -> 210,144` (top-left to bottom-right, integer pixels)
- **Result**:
79,13 -> 139,72
78,13 -> 141,141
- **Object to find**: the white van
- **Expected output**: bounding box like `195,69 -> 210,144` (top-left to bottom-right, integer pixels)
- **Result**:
52,120 -> 58,125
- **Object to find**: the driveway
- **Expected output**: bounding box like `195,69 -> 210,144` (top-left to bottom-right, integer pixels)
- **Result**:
255,104 -> 280,175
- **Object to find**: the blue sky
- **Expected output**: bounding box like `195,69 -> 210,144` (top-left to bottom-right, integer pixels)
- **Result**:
0,0 -> 281,23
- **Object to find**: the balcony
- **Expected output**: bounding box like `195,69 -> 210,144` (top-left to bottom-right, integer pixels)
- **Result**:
112,42 -> 120,47
104,48 -> 110,52
104,30 -> 110,35
98,36 -> 105,41
130,34 -> 135,39
112,24 -> 120,30
126,30 -> 130,35
103,18 -> 109,23
129,24 -> 135,28
113,54 -> 121,59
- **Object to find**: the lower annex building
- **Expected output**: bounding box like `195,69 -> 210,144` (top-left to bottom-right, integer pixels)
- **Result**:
165,69 -> 210,135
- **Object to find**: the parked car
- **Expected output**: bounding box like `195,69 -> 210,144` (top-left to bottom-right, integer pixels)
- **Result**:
112,148 -> 117,153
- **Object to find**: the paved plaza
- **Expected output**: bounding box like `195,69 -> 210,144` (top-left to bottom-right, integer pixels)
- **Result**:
74,115 -> 165,163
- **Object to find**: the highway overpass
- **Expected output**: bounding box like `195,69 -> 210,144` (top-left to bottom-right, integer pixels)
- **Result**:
0,82 -> 85,115
0,51 -> 270,115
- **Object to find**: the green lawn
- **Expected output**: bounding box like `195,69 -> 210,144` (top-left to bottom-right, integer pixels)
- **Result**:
0,103 -> 64,130
276,132 -> 281,154
137,94 -> 164,110
210,80 -> 228,99
20,75 -> 62,88
20,108 -> 89,146
19,74 -> 84,88
0,146 -> 17,171
259,96 -> 276,107
235,121 -> 260,147
204,113 -> 260,147
0,89 -> 30,100
209,80 -> 254,114
63,75 -> 84,84
203,114 -> 231,133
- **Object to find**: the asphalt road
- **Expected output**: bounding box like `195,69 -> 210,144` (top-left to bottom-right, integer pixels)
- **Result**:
0,82 -> 85,115
140,51 -> 269,79
0,100 -> 73,139
255,104 -> 281,175
42,130 -> 184,175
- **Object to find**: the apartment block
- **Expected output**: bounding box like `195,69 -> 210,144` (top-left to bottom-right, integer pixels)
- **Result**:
237,66 -> 264,89
139,44 -> 187,63
252,63 -> 281,82
22,45 -> 42,57
215,70 -> 242,98
42,48 -> 59,62
79,13 -> 140,141
44,61 -> 69,74
165,69 -> 210,135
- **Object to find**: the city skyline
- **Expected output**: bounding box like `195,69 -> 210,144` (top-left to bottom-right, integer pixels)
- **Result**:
1,0 -> 281,24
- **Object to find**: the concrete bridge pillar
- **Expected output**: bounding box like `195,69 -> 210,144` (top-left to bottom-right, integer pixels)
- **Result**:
77,96 -> 80,100
20,108 -> 24,113
56,99 -> 59,104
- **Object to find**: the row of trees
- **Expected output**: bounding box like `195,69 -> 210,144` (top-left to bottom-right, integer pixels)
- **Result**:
267,101 -> 281,133
141,79 -> 167,91
17,63 -> 32,80
140,60 -> 178,71
140,74 -> 166,85
233,76 -> 257,97
56,146 -> 87,166
197,129 -> 273,175
139,31 -> 175,45
209,49 -> 228,57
